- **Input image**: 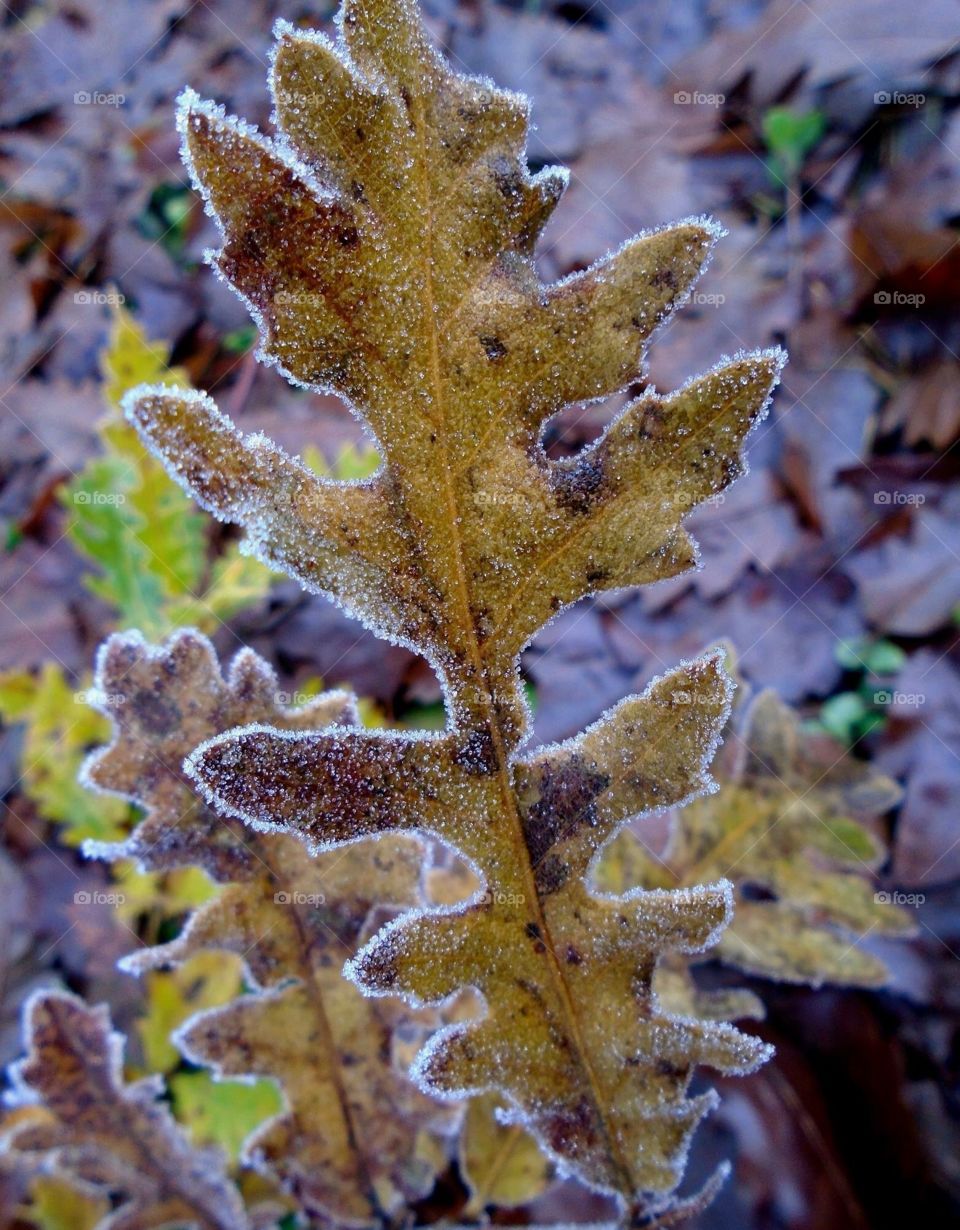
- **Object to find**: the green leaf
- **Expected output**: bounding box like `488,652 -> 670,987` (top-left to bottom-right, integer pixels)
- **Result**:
762,106 -> 825,182
171,1071 -> 283,1162
835,637 -> 906,676
819,690 -> 872,744
302,440 -> 380,480
64,306 -> 273,634
63,456 -> 171,637
222,325 -> 258,354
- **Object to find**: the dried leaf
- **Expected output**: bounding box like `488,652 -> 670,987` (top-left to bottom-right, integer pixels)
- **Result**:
122,0 -> 784,1214
2,990 -> 249,1230
600,686 -> 915,990
83,628 -> 456,1227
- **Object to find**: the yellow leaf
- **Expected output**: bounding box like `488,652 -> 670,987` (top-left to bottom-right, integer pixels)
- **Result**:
28,1176 -> 108,1230
100,302 -> 189,412
0,665 -> 127,844
170,1071 -> 283,1162
599,686 -> 914,991
137,951 -> 245,1075
461,1092 -> 552,1213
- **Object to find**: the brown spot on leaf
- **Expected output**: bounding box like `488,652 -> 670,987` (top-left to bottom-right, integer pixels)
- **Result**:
131,688 -> 180,736
550,453 -> 607,514
649,267 -> 677,290
480,335 -> 508,361
452,728 -> 496,775
521,754 -> 610,892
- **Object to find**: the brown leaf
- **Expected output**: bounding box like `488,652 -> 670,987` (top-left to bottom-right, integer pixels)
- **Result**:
84,628 -> 456,1226
2,990 -> 249,1230
122,0 -> 784,1213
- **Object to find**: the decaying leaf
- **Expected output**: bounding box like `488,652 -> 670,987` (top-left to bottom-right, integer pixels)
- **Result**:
2,990 -> 248,1230
600,684 -> 915,991
120,0 -> 785,1216
83,628 -> 457,1227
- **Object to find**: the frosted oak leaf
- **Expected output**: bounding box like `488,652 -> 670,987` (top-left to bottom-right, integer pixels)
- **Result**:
123,0 -> 784,1218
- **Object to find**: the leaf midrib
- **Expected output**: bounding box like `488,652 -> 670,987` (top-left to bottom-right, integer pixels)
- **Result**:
406,83 -> 635,1200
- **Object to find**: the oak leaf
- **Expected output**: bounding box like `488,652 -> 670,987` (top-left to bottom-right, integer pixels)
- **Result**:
599,684 -> 915,992
122,0 -> 784,1215
83,628 -> 456,1227
2,990 -> 248,1230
